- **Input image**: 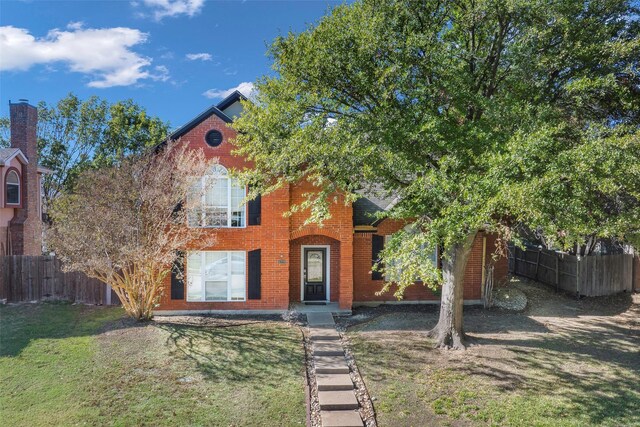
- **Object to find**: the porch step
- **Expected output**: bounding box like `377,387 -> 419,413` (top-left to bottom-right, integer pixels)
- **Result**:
318,390 -> 359,410
316,373 -> 354,391
309,327 -> 341,341
315,354 -> 349,374
320,410 -> 364,427
313,341 -> 344,356
306,312 -> 335,326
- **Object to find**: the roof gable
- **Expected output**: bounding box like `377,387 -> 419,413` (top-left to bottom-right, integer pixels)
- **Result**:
0,148 -> 28,166
159,90 -> 249,149
168,105 -> 232,141
216,90 -> 247,112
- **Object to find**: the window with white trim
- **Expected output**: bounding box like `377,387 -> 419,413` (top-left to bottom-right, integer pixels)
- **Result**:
186,251 -> 246,301
384,226 -> 438,282
188,164 -> 246,228
6,170 -> 20,205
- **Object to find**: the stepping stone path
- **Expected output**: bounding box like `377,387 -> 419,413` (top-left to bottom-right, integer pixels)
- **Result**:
306,312 -> 364,427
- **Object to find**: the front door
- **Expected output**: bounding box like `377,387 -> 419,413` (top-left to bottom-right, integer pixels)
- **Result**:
303,248 -> 327,301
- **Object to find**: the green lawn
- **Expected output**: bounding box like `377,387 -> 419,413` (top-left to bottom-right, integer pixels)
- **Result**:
0,303 -> 306,427
346,281 -> 640,427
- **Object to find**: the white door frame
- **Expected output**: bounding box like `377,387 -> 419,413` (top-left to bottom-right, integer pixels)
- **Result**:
300,245 -> 331,302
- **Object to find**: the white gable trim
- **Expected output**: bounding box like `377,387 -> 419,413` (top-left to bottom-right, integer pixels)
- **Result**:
0,149 -> 28,166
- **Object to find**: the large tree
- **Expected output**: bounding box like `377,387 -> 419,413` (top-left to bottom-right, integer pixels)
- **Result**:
0,93 -> 169,209
47,142 -> 216,320
233,0 -> 640,348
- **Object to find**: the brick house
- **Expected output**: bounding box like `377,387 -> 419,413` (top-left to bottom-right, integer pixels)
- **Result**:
0,101 -> 49,256
156,91 -> 507,314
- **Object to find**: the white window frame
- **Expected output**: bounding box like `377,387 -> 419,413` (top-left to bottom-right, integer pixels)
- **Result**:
188,164 -> 247,228
6,170 -> 20,205
186,251 -> 246,302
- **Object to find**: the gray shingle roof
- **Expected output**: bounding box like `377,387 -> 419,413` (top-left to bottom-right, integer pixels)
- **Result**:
353,187 -> 398,226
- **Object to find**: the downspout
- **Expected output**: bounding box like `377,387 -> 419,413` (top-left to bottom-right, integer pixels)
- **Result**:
481,234 -> 487,300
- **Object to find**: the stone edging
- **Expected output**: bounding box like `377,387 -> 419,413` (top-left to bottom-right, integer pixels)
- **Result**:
339,331 -> 377,427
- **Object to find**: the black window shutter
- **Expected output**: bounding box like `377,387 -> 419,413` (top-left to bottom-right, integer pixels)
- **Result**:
371,234 -> 384,280
248,249 -> 261,299
248,194 -> 261,225
171,251 -> 185,300
172,201 -> 183,220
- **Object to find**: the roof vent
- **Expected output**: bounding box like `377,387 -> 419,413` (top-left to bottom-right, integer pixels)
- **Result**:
18,99 -> 29,103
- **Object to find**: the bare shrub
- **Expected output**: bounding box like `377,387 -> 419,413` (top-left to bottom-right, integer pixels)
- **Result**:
48,141 -> 217,320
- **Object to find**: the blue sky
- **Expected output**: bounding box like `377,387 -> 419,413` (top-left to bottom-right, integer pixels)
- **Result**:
0,0 -> 344,129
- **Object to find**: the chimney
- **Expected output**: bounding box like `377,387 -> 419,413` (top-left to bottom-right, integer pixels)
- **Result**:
9,100 -> 42,255
10,100 -> 38,159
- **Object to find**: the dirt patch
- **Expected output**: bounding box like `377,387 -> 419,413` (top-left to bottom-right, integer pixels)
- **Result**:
344,277 -> 639,426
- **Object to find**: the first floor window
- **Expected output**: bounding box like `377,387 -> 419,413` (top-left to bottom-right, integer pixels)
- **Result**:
186,251 -> 246,301
383,230 -> 438,282
6,170 -> 20,205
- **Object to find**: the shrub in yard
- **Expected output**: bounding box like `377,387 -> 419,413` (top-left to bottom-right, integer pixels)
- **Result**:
48,141 -> 217,320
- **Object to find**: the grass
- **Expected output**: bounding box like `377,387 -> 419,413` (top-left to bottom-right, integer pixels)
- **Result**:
350,333 -> 639,427
346,282 -> 639,427
0,302 -> 306,426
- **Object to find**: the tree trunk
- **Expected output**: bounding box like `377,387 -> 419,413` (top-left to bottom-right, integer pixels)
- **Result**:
427,232 -> 477,350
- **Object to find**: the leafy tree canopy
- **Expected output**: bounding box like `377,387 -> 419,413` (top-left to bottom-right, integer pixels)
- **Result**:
233,0 -> 639,347
0,93 -> 169,208
234,0 -> 639,278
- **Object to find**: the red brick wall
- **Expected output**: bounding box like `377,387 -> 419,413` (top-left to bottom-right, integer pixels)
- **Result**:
288,179 -> 354,309
158,114 -> 293,311
157,113 -> 356,311
155,108 -> 507,312
8,102 -> 42,256
353,219 -> 508,303
464,234 -> 485,300
289,236 -> 340,303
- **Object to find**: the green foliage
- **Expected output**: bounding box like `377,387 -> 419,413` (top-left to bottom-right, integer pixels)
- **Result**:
375,223 -> 442,299
0,117 -> 9,148
233,0 -> 640,296
0,93 -> 169,208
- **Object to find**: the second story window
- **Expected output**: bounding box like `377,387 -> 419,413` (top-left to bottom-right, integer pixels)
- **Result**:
5,170 -> 20,205
188,164 -> 246,228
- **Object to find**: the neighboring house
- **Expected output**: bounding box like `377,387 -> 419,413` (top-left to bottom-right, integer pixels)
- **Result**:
0,101 -> 49,256
157,91 -> 508,314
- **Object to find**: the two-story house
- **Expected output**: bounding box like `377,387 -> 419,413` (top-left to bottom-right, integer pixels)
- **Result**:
156,91 -> 508,314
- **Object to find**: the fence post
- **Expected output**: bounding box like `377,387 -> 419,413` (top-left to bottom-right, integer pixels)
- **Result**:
555,254 -> 559,292
576,256 -> 581,297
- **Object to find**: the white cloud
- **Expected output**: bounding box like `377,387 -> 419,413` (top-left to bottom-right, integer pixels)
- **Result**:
138,0 -> 205,21
185,52 -> 212,61
152,65 -> 170,82
66,21 -> 85,31
159,50 -> 174,60
0,25 -> 168,88
202,82 -> 255,99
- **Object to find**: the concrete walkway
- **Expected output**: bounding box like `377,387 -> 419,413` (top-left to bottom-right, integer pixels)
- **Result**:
307,312 -> 364,427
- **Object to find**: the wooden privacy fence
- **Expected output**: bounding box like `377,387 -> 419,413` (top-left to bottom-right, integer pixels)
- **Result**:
509,245 -> 633,296
0,256 -> 119,305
